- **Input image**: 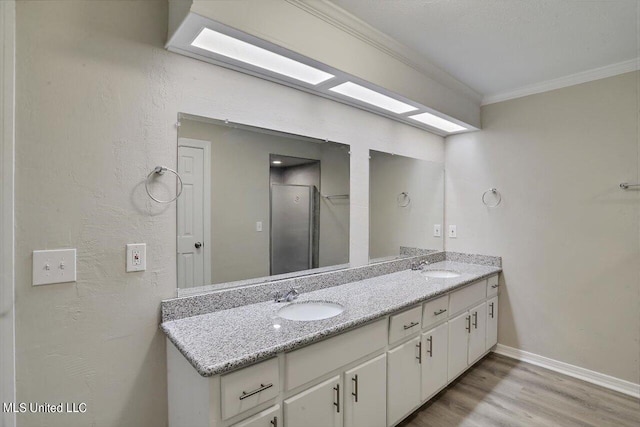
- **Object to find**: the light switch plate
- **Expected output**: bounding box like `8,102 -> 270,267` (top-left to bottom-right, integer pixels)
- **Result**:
433,224 -> 442,237
448,225 -> 457,238
33,249 -> 77,286
126,243 -> 146,272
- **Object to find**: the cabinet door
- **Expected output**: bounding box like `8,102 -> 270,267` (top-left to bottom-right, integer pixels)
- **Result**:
284,376 -> 342,427
344,354 -> 386,427
231,404 -> 281,427
486,296 -> 498,350
387,337 -> 421,426
448,312 -> 470,381
468,302 -> 487,363
421,323 -> 448,401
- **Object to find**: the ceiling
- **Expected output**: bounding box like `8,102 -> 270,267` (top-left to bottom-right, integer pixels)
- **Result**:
330,0 -> 639,101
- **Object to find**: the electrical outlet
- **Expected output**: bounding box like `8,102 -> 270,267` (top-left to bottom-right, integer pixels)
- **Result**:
448,225 -> 457,238
256,221 -> 263,232
33,249 -> 77,286
433,224 -> 442,237
126,243 -> 146,272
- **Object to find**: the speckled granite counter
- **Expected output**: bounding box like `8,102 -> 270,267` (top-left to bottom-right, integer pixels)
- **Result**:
161,260 -> 501,377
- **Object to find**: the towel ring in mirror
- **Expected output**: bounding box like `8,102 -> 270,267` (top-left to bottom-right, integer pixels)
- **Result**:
482,188 -> 501,208
397,192 -> 411,207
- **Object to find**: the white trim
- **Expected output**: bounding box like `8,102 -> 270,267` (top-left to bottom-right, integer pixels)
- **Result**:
493,344 -> 640,399
177,138 -> 212,288
287,0 -> 483,103
0,1 -> 16,427
482,58 -> 640,106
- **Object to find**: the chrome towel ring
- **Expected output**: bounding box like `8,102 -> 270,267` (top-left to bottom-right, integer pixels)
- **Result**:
145,166 -> 183,204
482,188 -> 502,208
397,192 -> 411,207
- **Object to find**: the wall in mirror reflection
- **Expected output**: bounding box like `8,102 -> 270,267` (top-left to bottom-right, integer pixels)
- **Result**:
176,114 -> 350,289
369,150 -> 444,262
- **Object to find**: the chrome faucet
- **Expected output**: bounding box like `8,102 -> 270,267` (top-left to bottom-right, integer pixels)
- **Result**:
274,288 -> 299,303
411,260 -> 430,271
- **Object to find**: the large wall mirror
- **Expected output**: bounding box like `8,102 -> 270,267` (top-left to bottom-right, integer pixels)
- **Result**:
369,150 -> 444,262
176,114 -> 350,291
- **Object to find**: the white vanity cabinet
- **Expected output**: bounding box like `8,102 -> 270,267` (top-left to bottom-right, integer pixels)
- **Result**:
285,376 -> 343,427
468,302 -> 487,363
421,322 -> 448,401
486,296 -> 499,349
230,405 -> 280,427
447,281 -> 496,382
344,354 -> 387,427
166,273 -> 500,427
387,336 -> 422,426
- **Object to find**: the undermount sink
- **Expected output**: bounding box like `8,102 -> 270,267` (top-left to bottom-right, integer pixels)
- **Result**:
277,301 -> 345,321
421,270 -> 461,279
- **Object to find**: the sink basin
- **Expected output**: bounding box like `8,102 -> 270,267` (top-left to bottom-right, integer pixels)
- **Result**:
277,301 -> 345,321
421,270 -> 461,279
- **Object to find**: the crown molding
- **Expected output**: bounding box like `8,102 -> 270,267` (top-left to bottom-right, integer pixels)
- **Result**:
287,0 -> 482,103
482,58 -> 640,106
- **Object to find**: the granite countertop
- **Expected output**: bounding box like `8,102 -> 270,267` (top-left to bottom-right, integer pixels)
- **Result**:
161,261 -> 501,377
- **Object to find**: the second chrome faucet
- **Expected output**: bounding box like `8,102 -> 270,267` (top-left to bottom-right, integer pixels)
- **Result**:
274,288 -> 299,303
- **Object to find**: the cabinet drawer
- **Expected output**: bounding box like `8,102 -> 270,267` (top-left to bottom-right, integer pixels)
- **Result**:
286,318 -> 387,390
487,275 -> 499,297
230,404 -> 280,427
221,358 -> 280,420
388,305 -> 422,344
449,280 -> 486,316
422,295 -> 449,329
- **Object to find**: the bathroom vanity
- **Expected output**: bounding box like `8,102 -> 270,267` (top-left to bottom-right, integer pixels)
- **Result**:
162,258 -> 501,427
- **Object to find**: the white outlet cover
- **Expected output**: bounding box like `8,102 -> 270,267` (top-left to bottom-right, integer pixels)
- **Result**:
33,249 -> 77,286
448,225 -> 457,238
126,243 -> 146,272
434,224 -> 442,237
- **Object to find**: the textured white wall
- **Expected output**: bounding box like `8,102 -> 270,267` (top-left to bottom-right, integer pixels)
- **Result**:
1,2 -> 16,427
14,1 -> 443,426
445,72 -> 640,384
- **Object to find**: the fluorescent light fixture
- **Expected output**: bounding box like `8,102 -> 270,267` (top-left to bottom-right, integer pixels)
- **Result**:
408,112 -> 467,133
271,160 -> 282,165
328,82 -> 418,114
191,28 -> 334,85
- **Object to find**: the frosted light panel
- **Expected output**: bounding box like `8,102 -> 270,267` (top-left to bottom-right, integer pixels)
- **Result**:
191,28 -> 334,85
329,82 -> 418,114
409,112 -> 467,133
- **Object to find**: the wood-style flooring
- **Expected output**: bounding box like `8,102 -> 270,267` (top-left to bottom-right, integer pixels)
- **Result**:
399,353 -> 640,427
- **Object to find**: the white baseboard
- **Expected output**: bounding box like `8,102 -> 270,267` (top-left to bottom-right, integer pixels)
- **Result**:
493,344 -> 640,399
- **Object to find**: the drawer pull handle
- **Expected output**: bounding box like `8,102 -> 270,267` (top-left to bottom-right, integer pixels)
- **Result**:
466,316 -> 471,333
490,302 -> 495,318
270,416 -> 278,427
403,321 -> 420,330
473,311 -> 478,329
333,384 -> 340,413
239,383 -> 273,400
491,284 -> 499,288
352,375 -> 359,403
416,341 -> 422,364
434,309 -> 447,316
426,336 -> 433,357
